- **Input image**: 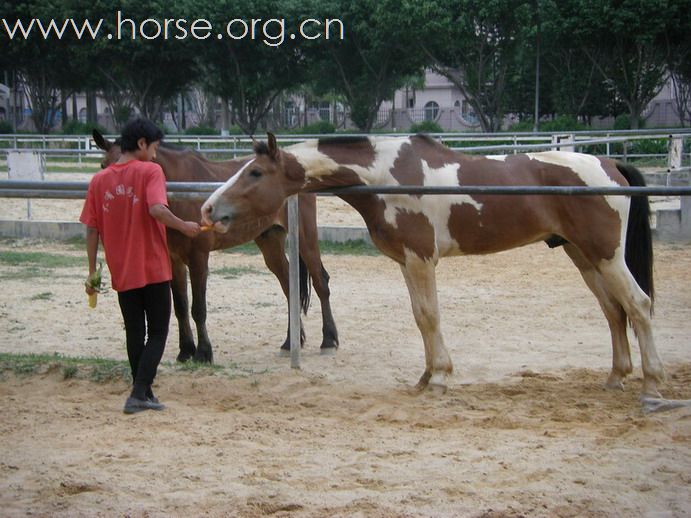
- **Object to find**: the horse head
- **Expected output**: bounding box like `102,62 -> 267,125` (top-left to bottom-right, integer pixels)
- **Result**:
201,133 -> 305,233
92,129 -> 121,168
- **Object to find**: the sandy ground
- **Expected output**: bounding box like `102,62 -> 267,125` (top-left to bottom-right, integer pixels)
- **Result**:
0,234 -> 690,517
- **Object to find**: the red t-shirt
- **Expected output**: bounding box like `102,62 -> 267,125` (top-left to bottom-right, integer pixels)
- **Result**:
80,160 -> 172,292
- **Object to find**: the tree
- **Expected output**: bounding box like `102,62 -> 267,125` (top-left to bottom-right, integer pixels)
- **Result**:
665,0 -> 691,126
304,0 -> 427,132
82,0 -> 198,123
562,0 -> 680,129
415,0 -> 534,132
184,0 -> 307,134
1,0 -> 84,132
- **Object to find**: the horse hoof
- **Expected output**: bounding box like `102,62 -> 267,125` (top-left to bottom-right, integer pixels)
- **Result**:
320,346 -> 338,356
605,379 -> 625,391
193,352 -> 213,364
641,396 -> 691,414
428,383 -> 448,396
177,351 -> 195,363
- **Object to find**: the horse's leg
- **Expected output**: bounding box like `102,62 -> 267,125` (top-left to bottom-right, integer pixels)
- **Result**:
298,196 -> 339,353
170,257 -> 196,362
563,244 -> 632,389
399,256 -> 452,393
254,226 -> 306,353
188,250 -> 213,363
596,256 -> 666,397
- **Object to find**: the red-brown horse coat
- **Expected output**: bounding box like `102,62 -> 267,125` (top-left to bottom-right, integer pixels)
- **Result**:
202,134 -> 665,397
93,131 -> 338,363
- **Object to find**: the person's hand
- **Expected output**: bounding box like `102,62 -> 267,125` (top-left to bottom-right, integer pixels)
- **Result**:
85,280 -> 97,296
181,221 -> 201,238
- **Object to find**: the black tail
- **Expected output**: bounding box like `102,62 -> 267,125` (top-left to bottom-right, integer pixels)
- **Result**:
299,255 -> 312,315
616,162 -> 654,308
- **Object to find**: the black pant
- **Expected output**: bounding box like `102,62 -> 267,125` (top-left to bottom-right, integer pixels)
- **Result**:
117,281 -> 171,392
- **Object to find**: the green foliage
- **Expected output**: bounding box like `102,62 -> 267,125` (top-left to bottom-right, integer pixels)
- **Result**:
62,120 -> 107,135
306,0 -> 427,131
629,138 -> 668,156
540,116 -> 588,132
185,126 -> 219,135
0,120 -> 13,134
507,119 -> 535,132
293,120 -> 336,134
613,114 -> 646,131
189,0 -> 306,134
409,120 -> 444,134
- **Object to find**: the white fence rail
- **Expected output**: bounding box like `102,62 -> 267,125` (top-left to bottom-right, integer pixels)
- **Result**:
1,129 -> 690,166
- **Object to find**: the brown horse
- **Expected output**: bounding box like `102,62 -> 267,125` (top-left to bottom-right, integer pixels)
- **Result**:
201,133 -> 666,398
92,130 -> 339,362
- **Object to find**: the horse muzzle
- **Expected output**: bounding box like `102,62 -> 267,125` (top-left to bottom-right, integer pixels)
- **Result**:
201,199 -> 235,233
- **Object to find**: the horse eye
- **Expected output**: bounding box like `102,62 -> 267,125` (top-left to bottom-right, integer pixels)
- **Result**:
249,169 -> 262,179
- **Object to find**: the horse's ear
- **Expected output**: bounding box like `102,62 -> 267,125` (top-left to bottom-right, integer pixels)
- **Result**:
267,132 -> 278,160
92,129 -> 111,151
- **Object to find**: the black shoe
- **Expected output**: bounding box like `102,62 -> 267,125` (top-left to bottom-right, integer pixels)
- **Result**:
123,396 -> 165,414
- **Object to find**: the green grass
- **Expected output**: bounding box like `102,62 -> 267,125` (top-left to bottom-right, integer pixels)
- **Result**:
0,250 -> 82,268
319,239 -> 378,256
30,291 -> 53,301
221,239 -> 378,257
212,265 -> 267,279
0,250 -> 83,280
0,352 -> 131,383
0,352 -> 271,384
46,165 -> 99,174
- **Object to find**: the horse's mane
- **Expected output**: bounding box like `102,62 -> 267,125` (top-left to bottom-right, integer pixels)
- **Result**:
113,138 -> 203,157
254,140 -> 271,156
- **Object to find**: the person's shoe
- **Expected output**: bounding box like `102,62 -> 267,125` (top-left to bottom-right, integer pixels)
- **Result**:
146,385 -> 158,404
123,396 -> 165,414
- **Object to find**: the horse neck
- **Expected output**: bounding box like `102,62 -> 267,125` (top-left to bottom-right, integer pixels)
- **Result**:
157,146 -> 249,182
288,140 -> 377,190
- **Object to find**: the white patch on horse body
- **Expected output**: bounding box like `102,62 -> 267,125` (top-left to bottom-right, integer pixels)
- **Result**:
381,158 -> 484,257
527,151 -> 623,205
485,155 -> 508,161
291,137 -> 482,256
290,141 -> 344,181
528,151 -> 629,263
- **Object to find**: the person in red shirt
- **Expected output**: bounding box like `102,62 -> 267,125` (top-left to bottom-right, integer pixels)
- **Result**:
80,118 -> 200,414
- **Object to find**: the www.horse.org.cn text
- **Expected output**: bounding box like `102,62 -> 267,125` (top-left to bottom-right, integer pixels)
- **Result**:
1,11 -> 346,47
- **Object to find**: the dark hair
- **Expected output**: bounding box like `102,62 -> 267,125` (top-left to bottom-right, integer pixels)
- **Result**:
119,118 -> 164,152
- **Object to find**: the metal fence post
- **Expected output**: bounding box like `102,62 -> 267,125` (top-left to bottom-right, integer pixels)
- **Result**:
287,195 -> 301,369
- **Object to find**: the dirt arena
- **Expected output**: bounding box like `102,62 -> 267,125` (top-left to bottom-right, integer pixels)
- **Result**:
1,226 -> 690,517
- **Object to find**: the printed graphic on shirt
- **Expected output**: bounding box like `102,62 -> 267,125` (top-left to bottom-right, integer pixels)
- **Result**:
103,183 -> 140,212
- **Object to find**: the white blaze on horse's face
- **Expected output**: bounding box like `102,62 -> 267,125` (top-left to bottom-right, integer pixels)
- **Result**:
201,158 -> 255,231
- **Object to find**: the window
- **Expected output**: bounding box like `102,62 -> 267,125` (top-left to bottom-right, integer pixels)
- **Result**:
462,100 -> 478,125
424,101 -> 439,121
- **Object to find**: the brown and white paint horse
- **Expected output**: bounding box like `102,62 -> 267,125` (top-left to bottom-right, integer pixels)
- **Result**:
93,130 -> 339,362
201,133 -> 666,398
